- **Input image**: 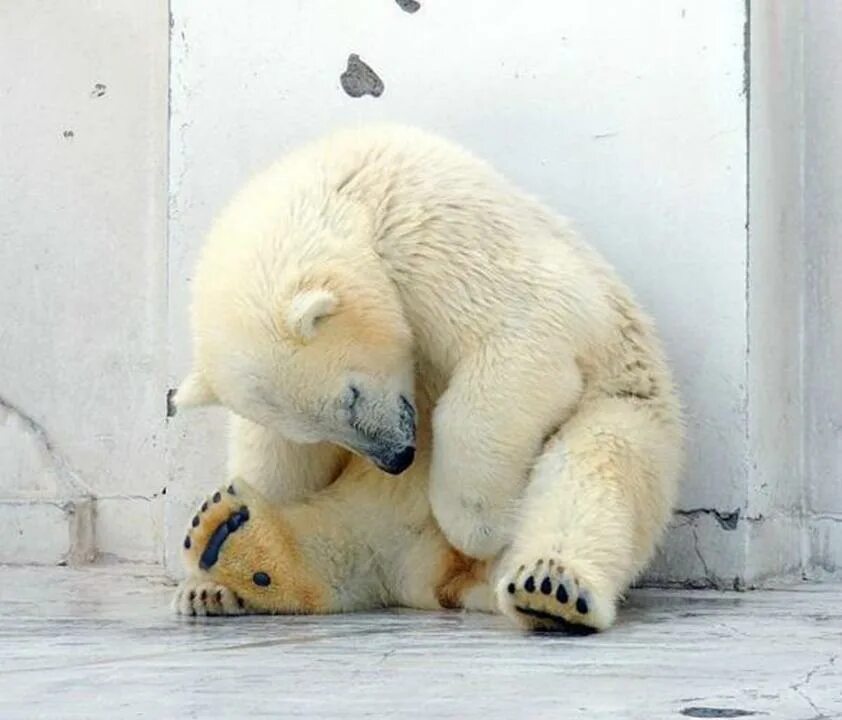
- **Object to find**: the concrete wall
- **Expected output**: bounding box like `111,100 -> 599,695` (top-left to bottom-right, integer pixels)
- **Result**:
744,0 -> 806,582
804,1 -> 842,575
2,1 -> 838,584
0,2 -> 169,563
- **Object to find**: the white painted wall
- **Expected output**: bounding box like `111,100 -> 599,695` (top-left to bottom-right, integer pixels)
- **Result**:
0,2 -> 169,563
744,0 -> 806,582
804,0 -> 842,575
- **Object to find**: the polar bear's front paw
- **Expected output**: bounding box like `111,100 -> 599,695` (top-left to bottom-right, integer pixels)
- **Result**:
496,557 -> 615,634
172,578 -> 251,617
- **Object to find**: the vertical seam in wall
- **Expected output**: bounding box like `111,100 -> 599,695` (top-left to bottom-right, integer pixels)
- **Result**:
742,0 -> 752,580
796,2 -> 809,578
163,0 -> 173,567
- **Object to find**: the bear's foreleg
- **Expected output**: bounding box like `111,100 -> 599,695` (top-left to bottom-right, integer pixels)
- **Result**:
429,344 -> 583,559
227,414 -> 350,504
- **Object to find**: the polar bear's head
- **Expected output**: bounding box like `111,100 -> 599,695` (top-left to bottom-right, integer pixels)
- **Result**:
175,246 -> 417,475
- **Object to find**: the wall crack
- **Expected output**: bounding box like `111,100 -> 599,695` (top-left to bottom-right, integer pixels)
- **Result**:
0,394 -> 95,498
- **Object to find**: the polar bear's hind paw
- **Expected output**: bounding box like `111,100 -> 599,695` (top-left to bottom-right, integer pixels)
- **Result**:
497,557 -> 613,634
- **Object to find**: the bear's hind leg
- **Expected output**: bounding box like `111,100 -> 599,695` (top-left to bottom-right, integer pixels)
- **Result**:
495,396 -> 681,632
174,479 -> 335,616
174,459 -> 495,617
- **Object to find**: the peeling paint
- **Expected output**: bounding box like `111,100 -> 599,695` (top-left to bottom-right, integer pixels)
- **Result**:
340,54 -> 384,98
676,507 -> 741,531
166,388 -> 177,418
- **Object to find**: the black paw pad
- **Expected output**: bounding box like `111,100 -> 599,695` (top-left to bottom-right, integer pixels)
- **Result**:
198,506 -> 251,571
556,584 -> 569,604
227,484 -> 236,495
215,590 -> 223,603
576,597 -> 589,614
253,571 -> 271,587
191,515 -> 200,527
516,606 -> 597,636
540,577 -> 552,595
212,491 -> 222,503
507,583 -> 516,594
524,576 -> 536,593
201,501 -> 208,512
183,536 -> 191,549
227,506 -> 249,531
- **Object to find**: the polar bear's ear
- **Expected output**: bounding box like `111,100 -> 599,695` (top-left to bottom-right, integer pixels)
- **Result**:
174,370 -> 219,409
287,288 -> 338,339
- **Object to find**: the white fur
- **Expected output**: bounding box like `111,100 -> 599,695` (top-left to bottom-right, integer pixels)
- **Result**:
177,124 -> 684,630
287,288 -> 338,340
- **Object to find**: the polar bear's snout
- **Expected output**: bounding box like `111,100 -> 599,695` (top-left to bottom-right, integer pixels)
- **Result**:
345,389 -> 416,475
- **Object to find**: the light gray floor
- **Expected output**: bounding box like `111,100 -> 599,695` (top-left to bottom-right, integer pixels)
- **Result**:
0,566 -> 840,719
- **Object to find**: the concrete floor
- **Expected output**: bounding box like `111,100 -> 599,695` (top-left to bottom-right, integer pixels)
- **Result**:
0,566 -> 840,720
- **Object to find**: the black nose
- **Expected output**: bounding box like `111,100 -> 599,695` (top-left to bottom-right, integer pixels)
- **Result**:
376,445 -> 416,475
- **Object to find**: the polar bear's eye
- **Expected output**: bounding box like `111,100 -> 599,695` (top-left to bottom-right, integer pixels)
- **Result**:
342,385 -> 360,412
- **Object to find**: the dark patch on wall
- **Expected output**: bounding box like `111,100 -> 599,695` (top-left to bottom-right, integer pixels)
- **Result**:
90,83 -> 107,98
62,129 -> 74,138
166,388 -> 177,418
340,54 -> 384,98
675,507 -> 741,531
395,0 -> 421,12
681,708 -> 760,718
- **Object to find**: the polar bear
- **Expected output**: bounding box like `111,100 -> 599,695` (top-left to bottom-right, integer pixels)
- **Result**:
173,124 -> 683,632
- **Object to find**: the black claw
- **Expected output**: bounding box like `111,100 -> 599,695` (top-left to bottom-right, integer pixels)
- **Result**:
201,501 -> 208,512
188,590 -> 196,602
200,590 -> 207,601
253,571 -> 271,587
227,484 -> 236,495
236,595 -> 245,609
556,584 -> 569,604
540,577 -> 552,595
213,491 -> 222,503
524,576 -> 536,593
183,536 -> 191,549
507,582 -> 516,594
576,597 -> 589,614
215,590 -> 223,603
191,515 -> 200,527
